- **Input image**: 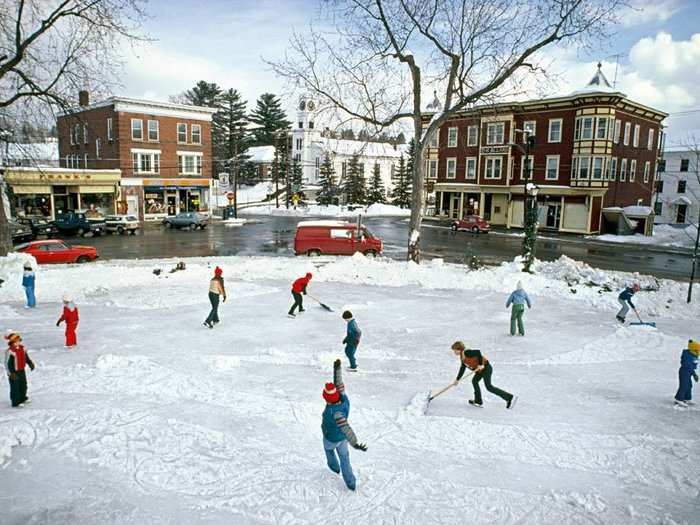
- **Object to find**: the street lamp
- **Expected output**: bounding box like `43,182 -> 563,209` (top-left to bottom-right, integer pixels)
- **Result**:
511,130 -> 538,272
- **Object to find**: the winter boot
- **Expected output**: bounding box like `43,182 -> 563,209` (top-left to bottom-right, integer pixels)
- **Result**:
507,395 -> 517,409
468,400 -> 483,408
616,315 -> 625,323
674,399 -> 688,407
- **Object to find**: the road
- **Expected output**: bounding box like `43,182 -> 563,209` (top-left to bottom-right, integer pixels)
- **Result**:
67,215 -> 693,280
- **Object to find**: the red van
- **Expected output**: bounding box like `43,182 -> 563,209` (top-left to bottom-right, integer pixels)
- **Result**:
294,221 -> 383,256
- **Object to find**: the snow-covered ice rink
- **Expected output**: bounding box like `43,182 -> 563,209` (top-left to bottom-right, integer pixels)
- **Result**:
0,253 -> 698,524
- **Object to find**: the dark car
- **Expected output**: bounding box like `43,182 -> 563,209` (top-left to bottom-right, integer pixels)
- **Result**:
17,216 -> 57,239
163,212 -> 208,230
54,211 -> 106,237
9,219 -> 34,243
451,215 -> 491,233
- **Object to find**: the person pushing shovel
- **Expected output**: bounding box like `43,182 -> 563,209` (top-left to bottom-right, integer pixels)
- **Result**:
288,272 -> 312,317
616,283 -> 640,323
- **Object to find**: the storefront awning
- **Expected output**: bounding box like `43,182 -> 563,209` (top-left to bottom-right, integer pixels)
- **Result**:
79,185 -> 117,193
11,185 -> 51,194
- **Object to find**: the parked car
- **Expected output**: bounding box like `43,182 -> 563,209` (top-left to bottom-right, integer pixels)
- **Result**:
17,216 -> 58,239
451,215 -> 490,233
105,215 -> 140,235
54,211 -> 106,237
15,239 -> 99,264
9,219 -> 34,243
163,212 -> 208,230
294,221 -> 383,256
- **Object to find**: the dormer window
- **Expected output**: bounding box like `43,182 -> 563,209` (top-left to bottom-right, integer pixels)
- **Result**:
299,121 -> 303,129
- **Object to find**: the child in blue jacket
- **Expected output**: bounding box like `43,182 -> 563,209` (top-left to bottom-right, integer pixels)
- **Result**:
506,281 -> 531,336
616,283 -> 640,323
22,263 -> 36,308
342,310 -> 362,370
675,339 -> 699,407
321,359 -> 367,490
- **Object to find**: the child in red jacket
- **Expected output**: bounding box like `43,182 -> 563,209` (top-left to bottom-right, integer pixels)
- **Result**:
57,294 -> 79,347
4,331 -> 35,407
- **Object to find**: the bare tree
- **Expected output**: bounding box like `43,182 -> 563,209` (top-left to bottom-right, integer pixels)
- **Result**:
0,0 -> 146,255
270,0 -> 621,262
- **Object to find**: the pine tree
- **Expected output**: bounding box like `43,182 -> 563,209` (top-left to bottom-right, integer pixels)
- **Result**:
272,141 -> 289,208
249,93 -> 291,146
183,81 -> 222,107
391,155 -> 412,208
343,154 -> 366,204
317,154 -> 337,206
290,159 -> 305,200
366,163 -> 386,205
218,88 -> 249,180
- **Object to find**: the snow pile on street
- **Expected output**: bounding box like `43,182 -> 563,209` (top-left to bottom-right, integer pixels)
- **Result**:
216,182 -> 273,207
0,253 -> 698,523
0,251 -> 36,296
242,202 -> 411,217
590,223 -> 698,249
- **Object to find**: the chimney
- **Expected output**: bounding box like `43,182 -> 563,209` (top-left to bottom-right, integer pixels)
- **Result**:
78,90 -> 90,107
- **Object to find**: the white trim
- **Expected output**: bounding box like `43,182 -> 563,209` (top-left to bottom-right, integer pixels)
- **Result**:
545,155 -> 559,180
484,156 -> 503,179
446,157 -> 457,179
447,127 -> 458,148
191,124 -> 202,145
465,157 -> 477,180
620,158 -> 627,181
548,118 -> 562,143
131,118 -> 143,141
623,122 -> 631,145
614,119 -> 621,144
176,150 -> 203,157
107,118 -> 114,142
633,124 -> 640,148
467,125 -> 479,146
486,122 -> 505,145
595,116 -> 608,140
643,160 -> 650,183
177,123 -> 187,144
523,120 -> 536,137
629,159 -> 637,182
520,155 -> 535,180
147,120 -> 159,142
647,129 -> 654,150
131,148 -> 162,154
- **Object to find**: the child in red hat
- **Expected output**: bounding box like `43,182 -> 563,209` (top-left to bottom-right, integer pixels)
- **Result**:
56,294 -> 79,347
4,331 -> 35,407
288,272 -> 312,317
204,266 -> 227,328
321,359 -> 367,491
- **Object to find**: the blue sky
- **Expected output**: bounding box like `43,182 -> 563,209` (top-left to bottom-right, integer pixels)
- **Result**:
120,0 -> 700,143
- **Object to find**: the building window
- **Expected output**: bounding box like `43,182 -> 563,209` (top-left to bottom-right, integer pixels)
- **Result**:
467,125 -> 479,146
428,129 -> 438,148
465,157 -> 477,179
427,159 -> 437,179
656,180 -> 664,193
191,124 -> 202,144
447,127 -> 458,148
95,138 -> 101,159
131,119 -> 143,141
592,157 -> 604,179
678,180 -> 687,193
69,126 -> 75,146
643,161 -> 650,183
571,157 -> 578,179
614,119 -> 621,144
629,159 -> 636,182
74,124 -> 81,145
177,123 -> 187,143
486,123 -> 504,145
309,121 -> 314,129
577,156 -> 590,179
446,158 -> 457,179
298,121 -> 303,129
654,202 -> 663,215
658,159 -> 666,172
148,120 -> 159,141
680,158 -> 689,172
520,156 -> 534,180
523,121 -> 536,138
596,117 -> 607,140
620,159 -> 627,182
178,153 -> 203,175
295,138 -> 303,150
484,157 -> 502,179
647,129 -> 654,150
548,119 -> 562,143
545,155 -> 559,180
609,157 -> 617,181
575,117 -> 593,140
83,124 -> 88,144
131,150 -> 161,174
84,153 -> 88,168
623,122 -> 631,145
107,118 -> 113,142
632,124 -> 640,147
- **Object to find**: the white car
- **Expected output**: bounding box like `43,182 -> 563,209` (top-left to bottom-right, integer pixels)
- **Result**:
105,215 -> 140,235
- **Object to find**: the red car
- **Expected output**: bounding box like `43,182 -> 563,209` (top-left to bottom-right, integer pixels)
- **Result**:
294,221 -> 383,256
451,215 -> 490,233
15,239 -> 99,264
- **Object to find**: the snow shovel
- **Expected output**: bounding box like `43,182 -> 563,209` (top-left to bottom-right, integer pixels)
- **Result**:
630,309 -> 656,328
425,372 -> 474,415
307,293 -> 333,312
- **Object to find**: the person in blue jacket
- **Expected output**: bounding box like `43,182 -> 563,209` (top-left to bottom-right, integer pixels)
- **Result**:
506,281 -> 531,336
342,310 -> 362,370
321,359 -> 367,491
22,262 -> 36,308
675,339 -> 699,407
616,283 -> 640,323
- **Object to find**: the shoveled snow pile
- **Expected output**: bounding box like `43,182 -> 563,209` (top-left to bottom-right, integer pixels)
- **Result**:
590,223 -> 698,249
0,253 -> 698,523
215,182 -> 273,207
241,202 -> 411,218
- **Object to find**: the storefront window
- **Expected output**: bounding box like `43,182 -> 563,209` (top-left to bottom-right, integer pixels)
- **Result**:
14,194 -> 52,217
81,193 -> 115,216
144,187 -> 167,215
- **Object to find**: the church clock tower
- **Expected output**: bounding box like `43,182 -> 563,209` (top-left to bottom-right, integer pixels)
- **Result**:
292,96 -> 321,185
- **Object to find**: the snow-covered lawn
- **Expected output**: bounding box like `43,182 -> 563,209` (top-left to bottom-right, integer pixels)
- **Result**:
590,223 -> 698,249
241,202 -> 412,218
0,254 -> 698,524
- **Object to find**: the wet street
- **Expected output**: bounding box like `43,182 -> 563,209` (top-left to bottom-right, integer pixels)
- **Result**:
66,215 -> 693,280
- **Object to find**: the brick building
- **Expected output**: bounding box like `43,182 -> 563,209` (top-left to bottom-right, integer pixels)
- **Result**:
427,66 -> 667,234
57,91 -> 216,220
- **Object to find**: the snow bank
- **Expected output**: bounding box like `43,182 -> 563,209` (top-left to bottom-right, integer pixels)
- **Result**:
241,203 -> 411,218
215,182 -> 273,207
590,224 -> 698,249
0,252 -> 37,300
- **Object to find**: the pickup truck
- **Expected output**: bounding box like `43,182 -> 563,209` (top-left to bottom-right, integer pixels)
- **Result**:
54,211 -> 106,237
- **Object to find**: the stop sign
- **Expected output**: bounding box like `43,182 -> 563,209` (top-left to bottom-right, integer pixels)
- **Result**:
226,192 -> 235,201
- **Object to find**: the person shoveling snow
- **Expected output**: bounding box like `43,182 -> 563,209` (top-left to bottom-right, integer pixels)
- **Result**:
450,341 -> 515,409
616,283 -> 640,323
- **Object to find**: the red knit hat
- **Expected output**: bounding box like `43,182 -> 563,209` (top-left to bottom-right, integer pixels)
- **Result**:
4,331 -> 21,345
306,272 -> 313,279
214,266 -> 223,276
323,382 -> 340,403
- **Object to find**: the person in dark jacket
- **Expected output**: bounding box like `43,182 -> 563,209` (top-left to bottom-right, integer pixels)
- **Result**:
4,331 -> 35,407
321,359 -> 367,490
22,262 -> 36,308
451,341 -> 515,408
204,266 -> 227,328
288,272 -> 312,317
675,339 -> 699,407
342,310 -> 362,370
616,283 -> 640,322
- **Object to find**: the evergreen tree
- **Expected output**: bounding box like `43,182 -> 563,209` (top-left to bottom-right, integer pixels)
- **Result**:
183,81 -> 222,107
395,131 -> 406,144
272,141 -> 289,208
218,88 -> 249,179
238,161 -> 259,186
391,155 -> 412,208
343,154 -> 366,204
366,163 -> 386,205
249,93 -> 291,146
340,128 -> 355,140
290,159 -> 305,200
317,154 -> 337,206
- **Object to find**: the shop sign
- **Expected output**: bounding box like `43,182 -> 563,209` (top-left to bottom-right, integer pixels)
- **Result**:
480,146 -> 509,155
39,173 -> 93,181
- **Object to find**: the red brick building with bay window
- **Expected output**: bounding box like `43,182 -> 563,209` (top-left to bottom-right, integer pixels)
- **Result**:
57,91 -> 216,220
427,66 -> 667,234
